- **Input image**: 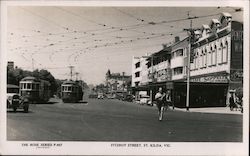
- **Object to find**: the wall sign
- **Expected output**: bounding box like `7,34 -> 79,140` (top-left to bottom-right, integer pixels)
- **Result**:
190,75 -> 229,83
230,69 -> 243,81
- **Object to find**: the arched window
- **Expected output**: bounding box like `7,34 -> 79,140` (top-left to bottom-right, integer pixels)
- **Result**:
219,42 -> 224,64
222,41 -> 228,63
201,50 -> 204,68
204,49 -> 207,67
211,45 -> 217,65
208,46 -> 212,66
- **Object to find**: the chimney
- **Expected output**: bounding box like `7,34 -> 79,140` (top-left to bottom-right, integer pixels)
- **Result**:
174,36 -> 180,43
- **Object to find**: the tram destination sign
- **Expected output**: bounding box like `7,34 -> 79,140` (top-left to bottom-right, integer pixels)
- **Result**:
190,75 -> 229,83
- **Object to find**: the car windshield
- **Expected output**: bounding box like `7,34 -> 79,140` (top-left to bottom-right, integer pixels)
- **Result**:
7,88 -> 19,94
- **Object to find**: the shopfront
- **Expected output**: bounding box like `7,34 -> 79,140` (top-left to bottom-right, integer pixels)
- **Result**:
172,72 -> 229,108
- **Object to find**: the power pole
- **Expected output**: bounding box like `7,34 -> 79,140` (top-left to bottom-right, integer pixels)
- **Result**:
183,11 -> 196,111
32,58 -> 34,72
69,66 -> 74,80
75,72 -> 79,81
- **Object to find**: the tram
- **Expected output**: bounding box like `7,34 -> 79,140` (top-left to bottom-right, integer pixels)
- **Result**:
61,80 -> 83,103
19,76 -> 51,103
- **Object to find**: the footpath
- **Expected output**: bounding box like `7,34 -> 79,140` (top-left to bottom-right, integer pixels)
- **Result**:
169,106 -> 243,115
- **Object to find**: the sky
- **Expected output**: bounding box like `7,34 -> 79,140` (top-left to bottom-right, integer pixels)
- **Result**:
6,6 -> 243,85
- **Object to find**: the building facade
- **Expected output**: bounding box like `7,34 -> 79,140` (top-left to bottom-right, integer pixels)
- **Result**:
7,61 -> 14,71
131,12 -> 243,108
106,70 -> 131,93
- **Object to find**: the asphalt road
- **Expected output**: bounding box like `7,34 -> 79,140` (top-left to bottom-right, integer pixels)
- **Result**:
7,97 -> 242,142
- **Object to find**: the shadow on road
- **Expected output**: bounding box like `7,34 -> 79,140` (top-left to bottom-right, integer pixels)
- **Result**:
7,110 -> 34,113
30,101 -> 59,105
69,101 -> 88,104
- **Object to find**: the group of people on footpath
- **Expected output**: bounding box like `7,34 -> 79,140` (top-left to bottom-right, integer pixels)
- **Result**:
229,91 -> 243,113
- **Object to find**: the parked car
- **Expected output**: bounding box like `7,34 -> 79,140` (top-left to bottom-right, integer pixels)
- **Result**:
7,84 -> 29,113
88,93 -> 98,99
116,93 -> 124,100
97,93 -> 104,99
139,95 -> 150,105
106,93 -> 115,99
122,94 -> 134,102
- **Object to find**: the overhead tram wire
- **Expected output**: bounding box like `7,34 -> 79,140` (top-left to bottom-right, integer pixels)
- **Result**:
19,7 -> 73,32
14,8 -> 242,65
71,30 -> 184,63
28,8 -> 244,51
14,8 -> 241,54
16,7 -> 242,40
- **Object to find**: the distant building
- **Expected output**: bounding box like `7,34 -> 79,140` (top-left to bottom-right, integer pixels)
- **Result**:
105,70 -> 131,93
7,61 -> 14,71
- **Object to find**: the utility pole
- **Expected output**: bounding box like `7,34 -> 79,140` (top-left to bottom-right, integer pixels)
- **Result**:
69,65 -> 74,80
32,58 -> 34,72
122,72 -> 125,91
75,72 -> 79,81
183,11 -> 196,111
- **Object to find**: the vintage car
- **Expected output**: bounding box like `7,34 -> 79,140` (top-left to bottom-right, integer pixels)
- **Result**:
7,84 -> 29,113
97,93 -> 104,99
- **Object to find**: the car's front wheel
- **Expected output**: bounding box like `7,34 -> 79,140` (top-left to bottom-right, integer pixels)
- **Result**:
24,106 -> 29,113
13,107 -> 17,112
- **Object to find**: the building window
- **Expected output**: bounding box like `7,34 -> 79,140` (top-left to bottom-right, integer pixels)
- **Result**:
207,46 -> 211,67
201,50 -> 204,68
135,62 -> 140,68
135,82 -> 139,86
204,49 -> 207,67
217,43 -> 223,64
222,41 -> 228,63
173,67 -> 183,75
212,45 -> 217,65
173,49 -> 183,58
135,72 -> 140,78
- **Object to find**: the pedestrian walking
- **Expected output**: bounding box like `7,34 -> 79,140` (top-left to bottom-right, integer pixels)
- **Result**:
165,90 -> 172,110
155,87 -> 166,121
229,92 -> 236,111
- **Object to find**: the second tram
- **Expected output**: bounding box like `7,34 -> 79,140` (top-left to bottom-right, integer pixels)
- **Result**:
61,80 -> 83,103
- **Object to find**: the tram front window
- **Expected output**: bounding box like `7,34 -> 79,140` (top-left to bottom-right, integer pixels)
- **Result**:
27,83 -> 31,89
36,84 -> 39,90
32,83 -> 36,90
68,86 -> 72,92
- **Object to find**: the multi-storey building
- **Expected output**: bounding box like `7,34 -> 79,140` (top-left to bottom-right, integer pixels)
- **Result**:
7,61 -> 14,71
131,12 -> 243,108
187,13 -> 243,107
105,70 -> 131,93
132,45 -> 172,101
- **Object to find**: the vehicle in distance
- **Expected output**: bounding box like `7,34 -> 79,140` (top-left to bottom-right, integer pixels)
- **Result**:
7,84 -> 29,112
89,93 -> 98,99
61,80 -> 83,103
97,93 -> 104,99
122,94 -> 134,102
20,76 -> 51,103
140,95 -> 150,105
106,93 -> 115,99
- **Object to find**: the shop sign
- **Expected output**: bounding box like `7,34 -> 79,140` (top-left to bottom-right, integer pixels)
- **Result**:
157,69 -> 171,82
190,75 -> 229,83
230,69 -> 243,81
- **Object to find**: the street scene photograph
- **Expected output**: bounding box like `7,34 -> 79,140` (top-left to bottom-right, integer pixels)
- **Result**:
4,3 -> 245,145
